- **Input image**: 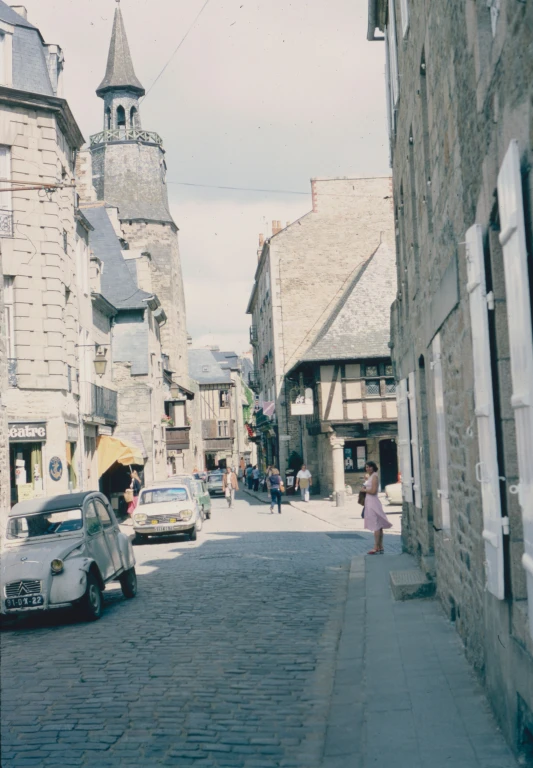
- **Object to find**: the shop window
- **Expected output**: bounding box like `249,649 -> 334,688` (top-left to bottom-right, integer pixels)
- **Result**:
218,420 -> 229,437
344,441 -> 367,472
10,443 -> 43,505
366,380 -> 380,396
66,441 -> 77,490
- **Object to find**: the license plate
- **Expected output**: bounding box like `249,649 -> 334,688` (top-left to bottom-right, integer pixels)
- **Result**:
5,595 -> 44,610
152,525 -> 178,532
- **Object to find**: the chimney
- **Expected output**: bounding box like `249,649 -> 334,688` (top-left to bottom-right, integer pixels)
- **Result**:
11,5 -> 27,19
272,220 -> 282,236
259,233 -> 264,247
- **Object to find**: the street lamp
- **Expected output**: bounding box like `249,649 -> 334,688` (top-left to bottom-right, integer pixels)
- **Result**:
93,347 -> 107,377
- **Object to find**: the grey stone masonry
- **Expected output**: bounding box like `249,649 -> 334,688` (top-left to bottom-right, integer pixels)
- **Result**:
368,0 -> 533,760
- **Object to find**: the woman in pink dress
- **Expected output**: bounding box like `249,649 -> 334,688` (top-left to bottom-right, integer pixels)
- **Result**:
361,461 -> 392,554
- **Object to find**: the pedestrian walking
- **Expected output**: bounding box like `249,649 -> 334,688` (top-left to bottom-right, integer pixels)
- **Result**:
222,467 -> 238,508
265,465 -> 273,492
361,461 -> 392,554
252,465 -> 260,492
246,463 -> 254,490
126,470 -> 142,515
295,464 -> 312,502
269,468 -> 283,514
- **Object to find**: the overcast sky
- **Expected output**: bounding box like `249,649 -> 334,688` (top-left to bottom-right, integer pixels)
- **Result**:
24,0 -> 389,353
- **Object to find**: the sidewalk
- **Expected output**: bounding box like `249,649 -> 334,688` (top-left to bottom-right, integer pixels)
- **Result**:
243,486 -> 402,536
322,553 -> 519,768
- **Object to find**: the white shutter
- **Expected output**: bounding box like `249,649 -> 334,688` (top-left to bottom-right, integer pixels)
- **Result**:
400,0 -> 409,37
407,372 -> 422,509
497,140 -> 533,630
466,224 -> 505,599
397,378 -> 413,503
387,0 -> 399,106
431,334 -> 450,531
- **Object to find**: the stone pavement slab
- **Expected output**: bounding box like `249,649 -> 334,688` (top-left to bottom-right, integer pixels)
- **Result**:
322,553 -> 520,768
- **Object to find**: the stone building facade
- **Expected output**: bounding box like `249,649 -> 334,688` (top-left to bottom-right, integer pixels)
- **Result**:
0,241 -> 9,527
247,177 -> 395,482
0,3 -> 87,504
368,0 -> 533,757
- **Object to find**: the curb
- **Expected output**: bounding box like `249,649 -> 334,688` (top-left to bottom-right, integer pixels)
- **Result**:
321,555 -> 366,767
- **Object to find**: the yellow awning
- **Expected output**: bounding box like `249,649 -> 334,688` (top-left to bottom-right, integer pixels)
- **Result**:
97,436 -> 145,477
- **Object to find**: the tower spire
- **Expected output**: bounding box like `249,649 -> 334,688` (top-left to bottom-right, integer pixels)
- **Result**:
96,2 -> 144,97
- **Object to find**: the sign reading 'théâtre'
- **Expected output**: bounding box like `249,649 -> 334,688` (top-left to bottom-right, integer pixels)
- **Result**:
8,423 -> 47,442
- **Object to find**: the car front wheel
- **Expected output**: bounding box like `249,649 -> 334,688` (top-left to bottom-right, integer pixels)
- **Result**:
119,567 -> 137,599
189,525 -> 197,541
80,572 -> 102,621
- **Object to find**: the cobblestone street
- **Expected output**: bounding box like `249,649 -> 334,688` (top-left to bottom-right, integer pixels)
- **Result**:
1,492 -> 395,767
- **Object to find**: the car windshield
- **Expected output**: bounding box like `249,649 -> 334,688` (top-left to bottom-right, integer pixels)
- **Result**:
7,509 -> 83,540
208,473 -> 222,482
140,488 -> 188,505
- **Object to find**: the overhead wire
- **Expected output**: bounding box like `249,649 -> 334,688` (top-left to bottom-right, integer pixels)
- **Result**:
141,0 -> 212,103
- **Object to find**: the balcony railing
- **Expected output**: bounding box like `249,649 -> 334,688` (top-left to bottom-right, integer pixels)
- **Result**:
89,383 -> 118,423
248,370 -> 260,391
0,210 -> 13,237
249,326 -> 258,345
7,358 -> 17,387
89,128 -> 163,147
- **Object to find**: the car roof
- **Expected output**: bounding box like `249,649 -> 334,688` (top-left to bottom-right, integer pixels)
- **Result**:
141,484 -> 189,493
10,491 -> 103,517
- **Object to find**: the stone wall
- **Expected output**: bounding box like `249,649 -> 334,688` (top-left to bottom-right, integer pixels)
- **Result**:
0,243 -> 10,528
379,0 -> 533,754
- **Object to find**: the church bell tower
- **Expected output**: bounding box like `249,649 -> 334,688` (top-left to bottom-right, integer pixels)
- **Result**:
89,0 -> 188,381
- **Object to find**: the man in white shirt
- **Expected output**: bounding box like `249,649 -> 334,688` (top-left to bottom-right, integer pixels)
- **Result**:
296,465 -> 312,502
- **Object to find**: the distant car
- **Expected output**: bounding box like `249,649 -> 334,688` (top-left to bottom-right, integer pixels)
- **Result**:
384,482 -> 403,505
193,471 -> 208,483
193,479 -> 211,519
207,472 -> 224,496
133,484 -> 202,542
1,492 -> 137,622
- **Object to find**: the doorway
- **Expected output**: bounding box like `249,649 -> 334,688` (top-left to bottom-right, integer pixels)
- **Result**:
379,439 -> 398,487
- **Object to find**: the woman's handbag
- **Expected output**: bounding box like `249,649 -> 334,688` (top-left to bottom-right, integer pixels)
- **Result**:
124,488 -> 134,503
357,490 -> 366,506
280,482 -> 285,493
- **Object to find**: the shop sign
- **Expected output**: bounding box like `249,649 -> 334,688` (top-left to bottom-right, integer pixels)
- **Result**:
9,422 -> 47,443
66,423 -> 78,442
97,425 -> 113,436
49,457 -> 63,482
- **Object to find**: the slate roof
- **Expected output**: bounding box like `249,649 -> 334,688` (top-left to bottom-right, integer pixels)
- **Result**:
0,1 -> 54,96
96,5 -> 145,96
298,242 -> 396,365
212,350 -> 240,372
188,349 -> 233,386
82,205 -> 152,310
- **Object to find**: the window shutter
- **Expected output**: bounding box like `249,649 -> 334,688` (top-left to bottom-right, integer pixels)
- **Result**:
407,372 -> 422,509
387,0 -> 399,106
497,140 -> 533,630
466,224 -> 505,600
397,378 -> 413,503
400,0 -> 409,37
431,334 -> 450,530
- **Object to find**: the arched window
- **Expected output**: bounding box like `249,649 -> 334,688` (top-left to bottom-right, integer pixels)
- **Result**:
105,107 -> 111,130
116,105 -> 126,128
130,107 -> 138,129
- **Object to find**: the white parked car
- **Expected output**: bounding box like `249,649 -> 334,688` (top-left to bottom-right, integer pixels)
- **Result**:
1,492 -> 137,622
132,484 -> 203,542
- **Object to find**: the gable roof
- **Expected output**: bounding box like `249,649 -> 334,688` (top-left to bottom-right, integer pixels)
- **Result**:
298,241 -> 396,365
81,205 -> 152,310
0,2 -> 36,29
188,349 -> 233,386
96,5 -> 144,97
